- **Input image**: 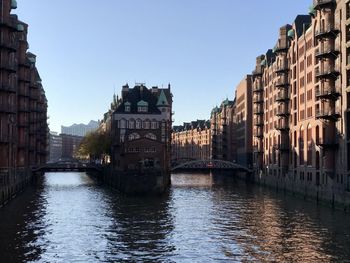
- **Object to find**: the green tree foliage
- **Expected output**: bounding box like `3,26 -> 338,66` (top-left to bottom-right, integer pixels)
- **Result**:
75,131 -> 111,160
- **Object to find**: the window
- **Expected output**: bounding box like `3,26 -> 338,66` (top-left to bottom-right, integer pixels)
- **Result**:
151,121 -> 158,129
138,106 -> 148,112
128,133 -> 140,141
145,133 -> 157,140
128,119 -> 135,129
120,119 -> 126,128
136,119 -> 142,129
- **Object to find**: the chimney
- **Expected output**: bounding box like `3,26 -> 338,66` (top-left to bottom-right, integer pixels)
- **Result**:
152,86 -> 158,94
122,83 -> 129,98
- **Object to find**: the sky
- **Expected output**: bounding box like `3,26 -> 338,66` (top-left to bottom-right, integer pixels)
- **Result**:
15,0 -> 311,133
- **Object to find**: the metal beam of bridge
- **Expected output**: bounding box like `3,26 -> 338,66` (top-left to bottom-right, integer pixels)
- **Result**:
171,159 -> 252,172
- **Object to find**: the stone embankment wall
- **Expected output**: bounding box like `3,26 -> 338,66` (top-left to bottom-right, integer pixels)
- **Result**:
0,169 -> 33,207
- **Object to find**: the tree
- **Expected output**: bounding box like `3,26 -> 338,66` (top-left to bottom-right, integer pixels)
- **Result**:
75,130 -> 111,161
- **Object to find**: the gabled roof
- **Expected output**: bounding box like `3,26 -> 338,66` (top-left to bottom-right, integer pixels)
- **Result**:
137,100 -> 148,106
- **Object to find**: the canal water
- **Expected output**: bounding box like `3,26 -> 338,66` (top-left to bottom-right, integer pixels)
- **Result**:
0,172 -> 350,262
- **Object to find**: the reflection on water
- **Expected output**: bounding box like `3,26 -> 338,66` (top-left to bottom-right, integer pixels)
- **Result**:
0,172 -> 349,262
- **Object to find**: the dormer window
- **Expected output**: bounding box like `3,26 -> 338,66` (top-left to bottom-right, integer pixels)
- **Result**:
137,100 -> 148,113
124,102 -> 131,112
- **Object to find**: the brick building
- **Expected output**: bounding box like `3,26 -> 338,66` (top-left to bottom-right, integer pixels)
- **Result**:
111,84 -> 172,193
251,0 -> 350,207
0,0 -> 48,206
171,120 -> 211,162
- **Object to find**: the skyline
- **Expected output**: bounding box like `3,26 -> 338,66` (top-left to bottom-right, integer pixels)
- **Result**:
16,0 -> 311,132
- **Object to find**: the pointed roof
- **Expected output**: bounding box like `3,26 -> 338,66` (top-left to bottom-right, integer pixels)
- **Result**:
157,90 -> 169,106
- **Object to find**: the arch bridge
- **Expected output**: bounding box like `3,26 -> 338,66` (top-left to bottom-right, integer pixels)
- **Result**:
171,159 -> 252,173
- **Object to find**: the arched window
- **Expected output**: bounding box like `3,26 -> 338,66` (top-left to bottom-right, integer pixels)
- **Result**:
120,119 -> 126,128
128,119 -> 135,129
136,119 -> 142,129
151,120 -> 158,129
307,124 -> 312,166
145,133 -> 157,140
144,119 -> 151,129
128,133 -> 140,141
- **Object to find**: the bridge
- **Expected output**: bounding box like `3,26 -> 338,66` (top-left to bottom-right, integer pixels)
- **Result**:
32,161 -> 103,173
171,159 -> 252,173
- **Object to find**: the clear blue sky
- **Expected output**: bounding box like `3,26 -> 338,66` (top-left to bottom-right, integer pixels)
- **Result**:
16,0 -> 310,133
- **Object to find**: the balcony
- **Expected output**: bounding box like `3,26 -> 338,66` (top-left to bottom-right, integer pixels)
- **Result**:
274,63 -> 289,74
0,134 -> 9,143
274,144 -> 289,152
18,105 -> 30,113
315,109 -> 340,121
276,107 -> 290,116
0,83 -> 16,93
276,92 -> 290,102
315,24 -> 340,39
0,104 -> 16,114
0,61 -> 16,73
275,122 -> 289,131
253,85 -> 264,93
252,69 -> 263,77
315,46 -> 339,59
274,42 -> 289,53
315,66 -> 340,79
253,146 -> 264,154
253,129 -> 264,138
253,107 -> 264,115
316,137 -> 339,148
0,38 -> 17,52
253,95 -> 264,104
313,0 -> 335,10
0,17 -> 19,31
275,78 -> 289,88
254,118 -> 264,127
315,85 -> 341,100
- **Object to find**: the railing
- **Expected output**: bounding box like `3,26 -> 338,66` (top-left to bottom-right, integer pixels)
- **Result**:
253,85 -> 264,92
274,63 -> 289,73
0,83 -> 16,93
0,37 -> 17,51
276,107 -> 289,116
274,144 -> 289,151
252,69 -> 263,77
275,78 -> 289,87
0,104 -> 16,113
275,122 -> 289,130
315,109 -> 341,120
253,95 -> 264,103
253,129 -> 264,138
276,92 -> 290,102
0,61 -> 17,72
315,66 -> 340,78
313,0 -> 335,8
253,106 -> 264,115
315,24 -> 340,38
315,85 -> 341,99
254,118 -> 264,126
316,137 -> 339,147
315,45 -> 339,57
253,146 -> 264,153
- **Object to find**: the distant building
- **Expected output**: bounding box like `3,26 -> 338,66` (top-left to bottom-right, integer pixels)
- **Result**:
210,98 -> 236,162
61,134 -> 83,160
172,120 -> 211,161
48,132 -> 62,163
61,120 -> 99,137
111,83 -> 173,193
